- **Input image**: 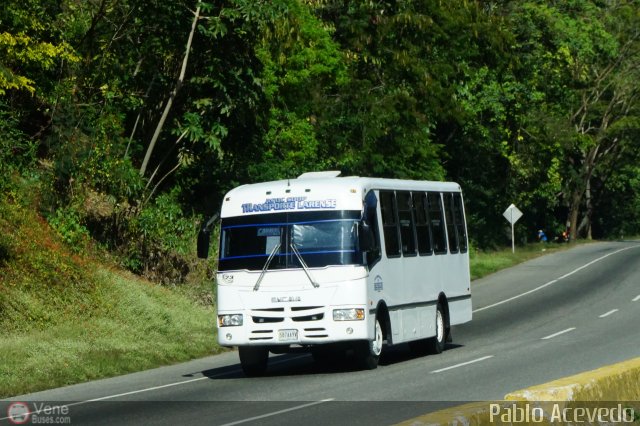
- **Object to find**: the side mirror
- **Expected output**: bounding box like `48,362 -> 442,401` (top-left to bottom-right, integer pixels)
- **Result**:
197,229 -> 210,259
197,213 -> 220,259
358,222 -> 374,252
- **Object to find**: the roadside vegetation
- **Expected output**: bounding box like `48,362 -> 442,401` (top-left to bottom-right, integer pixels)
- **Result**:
1,0 -> 639,398
0,185 -> 221,398
469,242 -> 585,281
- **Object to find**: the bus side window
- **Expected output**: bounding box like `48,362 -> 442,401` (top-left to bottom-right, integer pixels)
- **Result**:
397,191 -> 417,256
380,190 -> 401,257
444,193 -> 459,254
453,193 -> 468,253
428,192 -> 447,255
412,192 -> 433,255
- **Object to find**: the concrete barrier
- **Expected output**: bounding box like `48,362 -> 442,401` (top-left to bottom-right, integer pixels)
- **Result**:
396,357 -> 640,425
396,401 -> 493,425
504,357 -> 640,402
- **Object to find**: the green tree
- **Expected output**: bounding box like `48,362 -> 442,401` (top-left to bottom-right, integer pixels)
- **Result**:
0,0 -> 78,95
313,0 -> 475,180
247,0 -> 346,181
507,0 -> 640,241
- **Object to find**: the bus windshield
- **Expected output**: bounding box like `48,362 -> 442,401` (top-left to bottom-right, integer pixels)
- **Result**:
219,211 -> 362,271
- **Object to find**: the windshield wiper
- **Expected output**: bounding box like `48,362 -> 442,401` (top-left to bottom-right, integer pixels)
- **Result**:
253,243 -> 281,291
290,243 -> 320,288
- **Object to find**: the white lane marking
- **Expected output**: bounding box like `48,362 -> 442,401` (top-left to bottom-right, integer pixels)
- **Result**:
431,355 -> 494,373
78,355 -> 306,405
474,245 -> 640,313
0,354 -> 310,421
86,376 -> 209,401
473,280 -> 557,313
633,295 -> 640,302
541,327 -> 576,340
220,399 -> 335,426
82,354 -> 307,402
599,309 -> 619,318
0,375 -> 212,421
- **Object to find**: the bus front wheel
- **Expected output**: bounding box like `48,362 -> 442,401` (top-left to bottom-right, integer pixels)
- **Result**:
239,346 -> 269,377
355,318 -> 383,370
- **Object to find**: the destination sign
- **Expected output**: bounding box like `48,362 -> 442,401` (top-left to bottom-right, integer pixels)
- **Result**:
241,197 -> 337,214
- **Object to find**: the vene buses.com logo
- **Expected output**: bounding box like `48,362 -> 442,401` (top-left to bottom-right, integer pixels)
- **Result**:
7,402 -> 30,424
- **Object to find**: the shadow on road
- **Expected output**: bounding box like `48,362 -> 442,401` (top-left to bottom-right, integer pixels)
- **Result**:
192,342 -> 465,380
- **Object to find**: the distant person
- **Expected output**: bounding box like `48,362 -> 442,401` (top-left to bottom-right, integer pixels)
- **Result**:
537,229 -> 547,243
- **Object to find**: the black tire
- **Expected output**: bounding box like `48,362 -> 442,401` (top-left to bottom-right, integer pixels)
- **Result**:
239,346 -> 269,377
426,303 -> 446,354
355,318 -> 383,370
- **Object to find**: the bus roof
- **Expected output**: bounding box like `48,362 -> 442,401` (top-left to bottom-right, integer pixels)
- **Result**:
220,172 -> 461,218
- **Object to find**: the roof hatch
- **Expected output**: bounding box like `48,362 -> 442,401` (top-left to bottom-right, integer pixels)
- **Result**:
297,171 -> 341,179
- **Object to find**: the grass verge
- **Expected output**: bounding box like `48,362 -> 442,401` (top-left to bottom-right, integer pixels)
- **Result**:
0,195 -> 221,398
469,241 -> 587,281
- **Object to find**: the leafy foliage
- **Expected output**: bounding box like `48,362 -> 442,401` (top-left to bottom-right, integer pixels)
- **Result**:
0,0 -> 79,95
0,101 -> 37,189
505,0 -> 640,240
1,0 -> 639,272
120,189 -> 197,284
48,206 -> 91,249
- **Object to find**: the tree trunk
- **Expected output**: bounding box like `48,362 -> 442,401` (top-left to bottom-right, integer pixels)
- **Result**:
568,189 -> 582,242
139,2 -> 201,177
580,177 -> 593,240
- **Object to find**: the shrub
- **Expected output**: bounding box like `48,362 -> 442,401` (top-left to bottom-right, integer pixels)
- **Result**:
48,206 -> 91,250
121,188 -> 198,285
0,101 -> 37,191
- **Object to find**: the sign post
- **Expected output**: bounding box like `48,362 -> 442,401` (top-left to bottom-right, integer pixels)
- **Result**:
503,204 -> 523,253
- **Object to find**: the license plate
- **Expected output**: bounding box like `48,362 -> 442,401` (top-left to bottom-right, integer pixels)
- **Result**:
278,329 -> 298,341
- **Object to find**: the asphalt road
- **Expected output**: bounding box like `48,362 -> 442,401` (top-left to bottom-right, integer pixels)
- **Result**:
3,241 -> 640,425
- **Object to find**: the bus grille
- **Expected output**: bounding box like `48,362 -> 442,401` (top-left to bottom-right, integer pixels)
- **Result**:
247,327 -> 329,340
252,316 -> 284,323
247,306 -> 328,340
250,306 -> 325,323
249,329 -> 273,341
303,328 -> 328,338
292,313 -> 324,322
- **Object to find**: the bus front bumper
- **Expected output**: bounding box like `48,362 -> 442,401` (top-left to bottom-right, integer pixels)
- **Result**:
217,309 -> 371,347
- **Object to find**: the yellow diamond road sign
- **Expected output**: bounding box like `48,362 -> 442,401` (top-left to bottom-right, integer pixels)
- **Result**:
503,204 -> 523,225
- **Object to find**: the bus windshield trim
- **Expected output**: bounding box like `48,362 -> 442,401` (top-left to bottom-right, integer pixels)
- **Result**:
218,211 -> 363,271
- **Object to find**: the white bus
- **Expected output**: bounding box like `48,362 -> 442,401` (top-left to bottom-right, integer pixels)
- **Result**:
198,171 -> 472,376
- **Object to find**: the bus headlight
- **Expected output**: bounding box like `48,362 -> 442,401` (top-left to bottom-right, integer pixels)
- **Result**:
218,314 -> 243,327
333,308 -> 365,321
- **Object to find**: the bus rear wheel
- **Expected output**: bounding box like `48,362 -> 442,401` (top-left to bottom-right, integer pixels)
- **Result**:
239,346 -> 269,377
426,303 -> 446,354
355,318 -> 383,370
